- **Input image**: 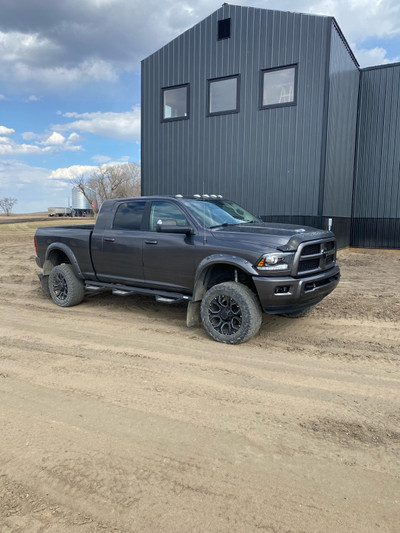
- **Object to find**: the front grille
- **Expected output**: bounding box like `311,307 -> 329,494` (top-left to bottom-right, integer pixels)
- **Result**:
302,243 -> 320,255
294,239 -> 337,276
298,259 -> 320,272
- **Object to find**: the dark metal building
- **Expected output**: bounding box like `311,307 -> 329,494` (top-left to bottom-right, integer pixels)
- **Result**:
141,5 -> 400,248
352,63 -> 400,248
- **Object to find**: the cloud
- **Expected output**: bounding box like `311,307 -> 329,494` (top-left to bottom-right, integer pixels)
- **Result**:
0,28 -> 119,90
352,45 -> 400,67
0,125 -> 15,136
50,164 -> 98,183
0,0 -> 399,92
67,132 -> 84,143
0,158 -> 138,212
21,131 -> 40,141
0,159 -> 69,213
0,128 -> 83,155
43,131 -> 66,145
305,0 -> 400,42
0,1 -> 236,92
92,154 -> 112,164
49,160 -> 137,183
25,94 -> 40,102
53,107 -> 141,141
14,57 -> 119,88
0,159 -> 48,187
0,141 -> 42,155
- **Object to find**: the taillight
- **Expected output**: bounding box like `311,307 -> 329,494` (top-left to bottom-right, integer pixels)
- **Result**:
34,235 -> 38,253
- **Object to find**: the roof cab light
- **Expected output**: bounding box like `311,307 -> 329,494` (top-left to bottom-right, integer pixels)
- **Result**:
256,252 -> 294,271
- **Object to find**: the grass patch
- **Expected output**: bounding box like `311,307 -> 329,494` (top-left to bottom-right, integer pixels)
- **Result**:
0,218 -> 95,235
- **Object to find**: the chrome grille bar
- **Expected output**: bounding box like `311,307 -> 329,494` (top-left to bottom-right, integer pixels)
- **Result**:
293,239 -> 337,276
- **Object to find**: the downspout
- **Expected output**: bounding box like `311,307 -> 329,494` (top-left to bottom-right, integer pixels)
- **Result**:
317,18 -> 333,228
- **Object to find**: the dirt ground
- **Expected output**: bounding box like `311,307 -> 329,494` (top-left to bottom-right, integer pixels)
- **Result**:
0,220 -> 399,533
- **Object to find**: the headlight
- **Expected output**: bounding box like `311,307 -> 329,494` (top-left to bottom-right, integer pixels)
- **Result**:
256,252 -> 293,271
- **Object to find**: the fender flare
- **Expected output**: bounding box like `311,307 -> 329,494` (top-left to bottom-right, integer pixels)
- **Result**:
44,242 -> 84,279
191,254 -> 258,301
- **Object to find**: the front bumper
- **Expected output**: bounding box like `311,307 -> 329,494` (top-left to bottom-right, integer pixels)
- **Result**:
253,265 -> 340,313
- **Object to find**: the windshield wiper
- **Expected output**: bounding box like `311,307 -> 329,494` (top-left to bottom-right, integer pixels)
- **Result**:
209,222 -> 237,229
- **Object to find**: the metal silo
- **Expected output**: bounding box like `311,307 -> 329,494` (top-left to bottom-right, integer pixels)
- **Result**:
71,186 -> 95,216
72,187 -> 92,210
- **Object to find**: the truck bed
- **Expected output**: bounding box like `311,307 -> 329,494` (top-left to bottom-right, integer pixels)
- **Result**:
35,225 -> 95,280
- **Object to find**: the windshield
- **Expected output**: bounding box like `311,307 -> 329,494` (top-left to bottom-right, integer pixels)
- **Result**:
181,199 -> 261,228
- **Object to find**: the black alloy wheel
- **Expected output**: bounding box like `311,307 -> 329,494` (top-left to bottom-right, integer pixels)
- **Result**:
200,281 -> 262,344
48,264 -> 85,307
208,294 -> 242,336
52,271 -> 69,301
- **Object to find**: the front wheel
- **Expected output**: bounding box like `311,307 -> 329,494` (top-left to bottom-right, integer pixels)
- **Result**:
200,282 -> 262,344
48,264 -> 85,307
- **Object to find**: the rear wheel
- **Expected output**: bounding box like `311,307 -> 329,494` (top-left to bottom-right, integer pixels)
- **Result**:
48,264 -> 85,307
200,282 -> 262,344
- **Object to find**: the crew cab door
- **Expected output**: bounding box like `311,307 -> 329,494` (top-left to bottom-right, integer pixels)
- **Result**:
142,200 -> 197,292
91,200 -> 147,285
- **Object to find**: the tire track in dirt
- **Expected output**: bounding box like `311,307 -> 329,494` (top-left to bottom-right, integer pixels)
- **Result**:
1,225 -> 400,533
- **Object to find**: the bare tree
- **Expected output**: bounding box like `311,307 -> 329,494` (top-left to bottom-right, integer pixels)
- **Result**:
0,197 -> 18,216
73,163 -> 141,214
88,162 -> 141,203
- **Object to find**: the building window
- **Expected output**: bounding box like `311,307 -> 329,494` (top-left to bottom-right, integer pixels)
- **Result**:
113,201 -> 146,231
260,65 -> 297,109
218,18 -> 231,40
162,84 -> 189,121
208,75 -> 240,116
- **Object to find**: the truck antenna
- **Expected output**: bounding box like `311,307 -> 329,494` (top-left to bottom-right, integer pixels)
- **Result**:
202,179 -> 207,244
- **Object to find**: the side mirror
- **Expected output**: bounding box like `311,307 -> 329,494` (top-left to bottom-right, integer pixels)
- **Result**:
156,222 -> 194,235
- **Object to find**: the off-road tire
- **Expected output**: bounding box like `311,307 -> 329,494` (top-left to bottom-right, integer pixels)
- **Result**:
200,282 -> 262,344
280,305 -> 316,318
48,264 -> 85,307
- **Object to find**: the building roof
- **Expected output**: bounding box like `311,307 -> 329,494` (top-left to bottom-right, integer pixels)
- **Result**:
142,4 -> 359,68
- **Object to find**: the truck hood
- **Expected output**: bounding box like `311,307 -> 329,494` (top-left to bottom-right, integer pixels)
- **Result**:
211,222 -> 335,251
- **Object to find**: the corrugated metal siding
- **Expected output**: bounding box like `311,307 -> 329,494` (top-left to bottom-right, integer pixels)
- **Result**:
323,23 -> 359,217
142,5 -> 331,217
353,64 -> 400,219
351,218 -> 400,249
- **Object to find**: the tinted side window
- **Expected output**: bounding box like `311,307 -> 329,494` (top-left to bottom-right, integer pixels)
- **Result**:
149,201 -> 189,231
113,201 -> 146,230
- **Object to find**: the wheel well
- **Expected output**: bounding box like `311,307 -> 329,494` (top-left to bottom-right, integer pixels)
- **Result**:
193,264 -> 256,301
43,249 -> 70,275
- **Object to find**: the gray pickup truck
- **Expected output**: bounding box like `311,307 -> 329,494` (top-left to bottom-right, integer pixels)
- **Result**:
34,195 -> 340,344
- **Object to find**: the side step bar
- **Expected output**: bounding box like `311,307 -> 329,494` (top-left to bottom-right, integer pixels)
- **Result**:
85,281 -> 192,304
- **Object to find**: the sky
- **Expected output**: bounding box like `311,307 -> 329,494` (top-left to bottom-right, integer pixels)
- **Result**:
0,0 -> 399,213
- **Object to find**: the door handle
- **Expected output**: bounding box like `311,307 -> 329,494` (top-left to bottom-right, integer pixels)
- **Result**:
104,237 -> 115,242
145,240 -> 158,245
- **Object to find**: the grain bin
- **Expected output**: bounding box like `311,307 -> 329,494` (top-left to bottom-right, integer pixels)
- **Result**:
71,186 -> 94,216
72,187 -> 92,210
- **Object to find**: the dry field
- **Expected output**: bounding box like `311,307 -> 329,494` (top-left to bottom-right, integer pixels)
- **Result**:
0,219 -> 399,533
